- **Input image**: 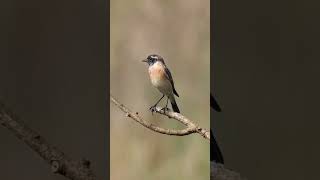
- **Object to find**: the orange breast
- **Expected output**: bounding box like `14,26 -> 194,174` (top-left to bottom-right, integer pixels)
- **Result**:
149,63 -> 166,81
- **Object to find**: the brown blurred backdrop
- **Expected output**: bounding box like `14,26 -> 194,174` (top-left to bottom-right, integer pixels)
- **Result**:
110,0 -> 210,179
0,0 -> 107,179
212,0 -> 320,180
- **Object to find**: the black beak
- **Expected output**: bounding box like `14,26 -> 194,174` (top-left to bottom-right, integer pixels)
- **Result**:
142,59 -> 147,62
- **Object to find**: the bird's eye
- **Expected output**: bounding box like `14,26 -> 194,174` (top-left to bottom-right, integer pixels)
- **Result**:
147,55 -> 158,64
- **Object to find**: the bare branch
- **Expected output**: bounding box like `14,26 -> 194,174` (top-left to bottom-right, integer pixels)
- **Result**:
0,103 -> 96,180
111,95 -> 246,179
110,95 -> 210,141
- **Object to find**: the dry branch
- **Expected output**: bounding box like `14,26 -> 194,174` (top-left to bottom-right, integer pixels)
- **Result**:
110,94 -> 210,141
111,95 -> 246,179
0,103 -> 96,180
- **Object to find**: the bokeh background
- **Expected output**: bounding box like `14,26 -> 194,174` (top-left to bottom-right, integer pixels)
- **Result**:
110,0 -> 210,179
212,0 -> 320,180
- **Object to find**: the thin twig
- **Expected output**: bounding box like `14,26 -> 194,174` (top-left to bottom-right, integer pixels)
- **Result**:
110,95 -> 210,141
0,103 -> 96,180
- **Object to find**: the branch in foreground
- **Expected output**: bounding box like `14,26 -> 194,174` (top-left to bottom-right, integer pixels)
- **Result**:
0,103 -> 96,180
110,95 -> 210,141
111,95 -> 245,179
211,161 -> 245,180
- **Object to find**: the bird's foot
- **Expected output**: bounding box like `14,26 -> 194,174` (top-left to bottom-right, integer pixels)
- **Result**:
160,107 -> 170,113
149,105 -> 156,115
149,106 -> 170,115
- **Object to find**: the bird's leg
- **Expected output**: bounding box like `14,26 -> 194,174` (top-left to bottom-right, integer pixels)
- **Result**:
161,97 -> 170,113
149,94 -> 165,112
165,97 -> 169,109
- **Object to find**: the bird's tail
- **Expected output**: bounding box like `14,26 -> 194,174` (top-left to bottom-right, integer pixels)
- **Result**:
210,130 -> 224,164
211,95 -> 221,112
170,96 -> 180,113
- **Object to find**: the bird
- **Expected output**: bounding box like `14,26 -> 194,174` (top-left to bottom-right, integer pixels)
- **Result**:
142,54 -> 180,113
211,94 -> 224,164
211,95 -> 221,112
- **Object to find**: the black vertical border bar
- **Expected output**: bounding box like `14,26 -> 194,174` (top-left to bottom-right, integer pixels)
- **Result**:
210,0 -> 224,165
106,0 -> 110,179
210,0 -> 215,162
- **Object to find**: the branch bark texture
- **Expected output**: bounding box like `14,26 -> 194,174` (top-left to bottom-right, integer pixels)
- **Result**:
0,103 -> 96,180
110,94 -> 210,141
111,95 -> 246,179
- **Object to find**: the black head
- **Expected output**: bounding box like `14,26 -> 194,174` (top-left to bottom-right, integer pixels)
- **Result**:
142,54 -> 165,66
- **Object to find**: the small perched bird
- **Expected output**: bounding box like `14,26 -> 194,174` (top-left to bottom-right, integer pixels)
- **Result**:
142,54 -> 180,113
211,94 -> 224,164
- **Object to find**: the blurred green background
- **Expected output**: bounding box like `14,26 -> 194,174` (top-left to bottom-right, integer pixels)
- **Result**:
110,0 -> 210,179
